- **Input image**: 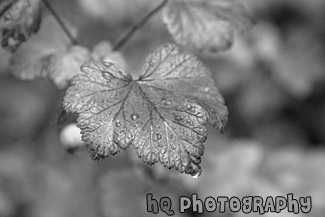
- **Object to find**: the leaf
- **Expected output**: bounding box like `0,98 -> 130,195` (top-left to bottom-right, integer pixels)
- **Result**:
63,43 -> 228,176
11,16 -> 90,89
12,44 -> 90,89
0,0 -> 42,51
46,45 -> 91,89
162,0 -> 254,53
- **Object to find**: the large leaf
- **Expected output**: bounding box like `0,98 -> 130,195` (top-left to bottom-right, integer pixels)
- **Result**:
63,43 -> 228,176
162,0 -> 253,53
0,0 -> 42,51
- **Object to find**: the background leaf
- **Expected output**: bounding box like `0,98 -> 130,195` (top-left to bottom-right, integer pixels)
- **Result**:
0,0 -> 42,51
11,16 -> 86,87
46,45 -> 90,89
162,0 -> 254,53
91,40 -> 126,69
10,16 -> 91,89
63,43 -> 228,176
10,19 -> 128,89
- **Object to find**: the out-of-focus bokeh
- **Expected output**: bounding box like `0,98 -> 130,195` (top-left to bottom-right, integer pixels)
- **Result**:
0,0 -> 324,216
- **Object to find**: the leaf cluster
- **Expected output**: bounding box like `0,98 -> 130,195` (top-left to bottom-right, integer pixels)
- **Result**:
0,0 -> 254,176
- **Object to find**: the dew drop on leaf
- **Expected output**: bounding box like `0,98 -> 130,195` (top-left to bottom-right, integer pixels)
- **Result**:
131,113 -> 139,121
115,120 -> 121,127
156,133 -> 162,141
196,112 -> 204,118
135,121 -> 143,127
192,171 -> 201,179
164,101 -> 171,106
175,116 -> 182,121
148,60 -> 154,66
102,72 -> 112,81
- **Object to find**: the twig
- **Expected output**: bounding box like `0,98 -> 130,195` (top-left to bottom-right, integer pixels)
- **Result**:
42,0 -> 78,45
112,0 -> 169,51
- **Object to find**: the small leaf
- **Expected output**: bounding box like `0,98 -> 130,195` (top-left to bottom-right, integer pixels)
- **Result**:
11,16 -> 90,89
47,45 -> 91,89
12,45 -> 90,89
162,0 -> 254,53
0,0 -> 42,51
63,43 -> 228,176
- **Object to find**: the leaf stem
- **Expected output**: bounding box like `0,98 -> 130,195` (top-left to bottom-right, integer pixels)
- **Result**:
42,0 -> 78,45
112,0 -> 169,51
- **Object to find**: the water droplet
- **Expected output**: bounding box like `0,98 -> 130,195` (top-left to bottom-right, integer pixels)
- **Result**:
175,116 -> 182,121
196,112 -> 204,118
103,62 -> 113,68
131,113 -> 139,120
102,72 -> 112,81
169,134 -> 174,139
161,97 -> 171,106
148,60 -> 154,66
192,170 -> 202,179
203,87 -> 209,92
158,143 -> 163,148
156,133 -> 162,140
135,121 -> 143,126
115,120 -> 121,127
164,101 -> 171,106
170,145 -> 175,150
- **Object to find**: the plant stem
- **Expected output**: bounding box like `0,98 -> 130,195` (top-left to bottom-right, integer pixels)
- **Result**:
112,0 -> 169,51
42,0 -> 78,45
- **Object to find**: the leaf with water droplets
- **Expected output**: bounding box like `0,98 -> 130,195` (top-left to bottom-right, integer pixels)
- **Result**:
162,0 -> 254,53
63,43 -> 228,176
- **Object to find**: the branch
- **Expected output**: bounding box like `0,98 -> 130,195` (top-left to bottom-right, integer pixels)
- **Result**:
42,0 -> 78,45
113,0 -> 169,51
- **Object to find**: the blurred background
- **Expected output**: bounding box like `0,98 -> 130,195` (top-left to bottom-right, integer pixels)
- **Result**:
0,0 -> 324,216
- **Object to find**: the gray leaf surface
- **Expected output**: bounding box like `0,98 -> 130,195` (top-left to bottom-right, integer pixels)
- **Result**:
64,43 -> 228,176
163,0 -> 254,53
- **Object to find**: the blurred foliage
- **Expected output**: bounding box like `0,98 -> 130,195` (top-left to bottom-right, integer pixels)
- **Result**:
0,0 -> 324,216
